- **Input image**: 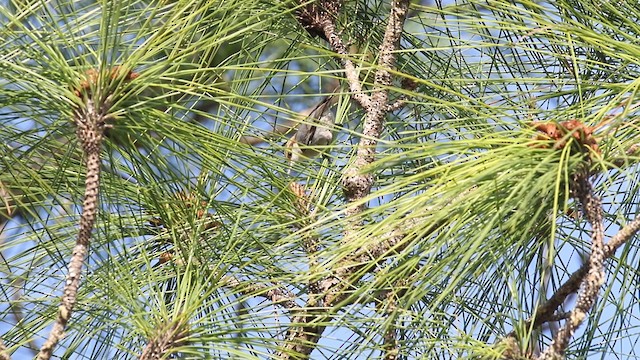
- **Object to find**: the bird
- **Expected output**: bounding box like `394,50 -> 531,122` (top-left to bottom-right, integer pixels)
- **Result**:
285,93 -> 338,163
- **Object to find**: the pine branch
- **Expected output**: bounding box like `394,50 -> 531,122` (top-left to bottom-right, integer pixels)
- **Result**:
523,211 -> 640,332
38,67 -> 136,359
0,338 -> 9,360
139,318 -> 189,360
378,280 -> 408,360
540,170 -> 605,359
304,0 -> 371,108
277,1 -> 411,358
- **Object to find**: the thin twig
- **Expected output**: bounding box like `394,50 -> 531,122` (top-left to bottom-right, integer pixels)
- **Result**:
386,99 -> 407,112
321,21 -> 371,109
8,285 -> 39,356
222,276 -> 297,310
611,143 -> 639,168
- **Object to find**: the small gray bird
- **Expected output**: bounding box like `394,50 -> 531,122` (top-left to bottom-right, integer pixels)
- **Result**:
285,94 -> 338,163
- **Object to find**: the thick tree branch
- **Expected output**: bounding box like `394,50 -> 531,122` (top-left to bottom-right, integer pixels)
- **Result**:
277,297 -> 328,360
332,0 -> 410,283
139,317 -> 189,360
378,280 -> 408,360
341,0 -> 409,214
277,1 -> 410,358
524,211 -> 640,332
540,171 -> 605,359
37,98 -> 110,360
38,67 -> 136,359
